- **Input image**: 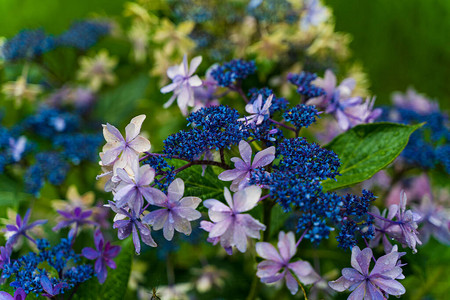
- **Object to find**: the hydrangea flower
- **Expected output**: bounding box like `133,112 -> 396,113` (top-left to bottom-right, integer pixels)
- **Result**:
256,231 -> 320,295
386,191 -> 422,253
8,136 -> 27,162
77,49 -> 117,91
101,114 -> 151,168
113,162 -> 155,215
218,140 -> 275,191
300,0 -> 329,30
238,94 -> 273,126
82,229 -> 121,284
108,201 -> 157,254
53,207 -> 97,239
329,246 -> 406,299
201,186 -> 266,253
413,196 -> 450,245
0,288 -> 27,300
3,209 -> 47,246
160,54 -> 203,115
142,179 -> 201,241
392,87 -> 439,114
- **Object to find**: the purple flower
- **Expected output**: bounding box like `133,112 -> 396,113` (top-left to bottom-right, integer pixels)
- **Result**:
3,209 -> 47,247
142,179 -> 201,241
218,140 -> 275,192
0,288 -> 26,300
0,245 -> 11,270
160,55 -> 203,116
53,207 -> 97,239
193,64 -> 220,110
201,186 -> 266,253
108,201 -> 156,254
256,231 -> 320,295
386,191 -> 422,253
329,246 -> 406,299
40,274 -> 68,297
414,196 -> 450,245
238,94 -> 273,126
392,87 -> 439,114
369,206 -> 395,253
345,97 -> 382,127
113,162 -> 155,215
101,114 -> 151,167
82,229 -> 121,284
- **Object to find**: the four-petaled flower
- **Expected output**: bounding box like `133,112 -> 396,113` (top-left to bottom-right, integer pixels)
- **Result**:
387,190 -> 422,253
218,140 -> 275,191
82,229 -> 121,284
113,162 -> 156,215
101,114 -> 151,168
238,94 -> 273,126
3,209 -> 47,247
201,186 -> 266,254
142,179 -> 201,241
256,231 -> 320,295
0,288 -> 27,300
160,54 -> 203,116
109,201 -> 157,254
329,246 -> 406,299
53,207 -> 97,239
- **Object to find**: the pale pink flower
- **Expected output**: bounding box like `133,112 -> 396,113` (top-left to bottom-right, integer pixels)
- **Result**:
218,140 -> 275,192
160,55 -> 203,115
256,231 -> 320,295
142,179 -> 201,241
201,186 -> 266,253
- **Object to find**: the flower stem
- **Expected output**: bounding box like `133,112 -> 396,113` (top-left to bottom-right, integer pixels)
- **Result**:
296,229 -> 309,248
290,270 -> 308,300
269,118 -> 297,132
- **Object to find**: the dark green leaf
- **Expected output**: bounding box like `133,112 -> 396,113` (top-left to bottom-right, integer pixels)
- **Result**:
321,122 -> 422,191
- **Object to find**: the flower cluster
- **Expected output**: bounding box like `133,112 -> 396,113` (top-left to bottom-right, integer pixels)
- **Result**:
283,104 -> 320,129
2,238 -> 94,295
164,105 -> 250,160
211,59 -> 256,87
1,20 -> 111,61
287,72 -> 326,100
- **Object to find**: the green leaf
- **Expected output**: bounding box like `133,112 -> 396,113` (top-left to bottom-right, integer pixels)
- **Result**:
93,73 -> 149,124
321,122 -> 422,191
170,159 -> 228,203
73,238 -> 134,300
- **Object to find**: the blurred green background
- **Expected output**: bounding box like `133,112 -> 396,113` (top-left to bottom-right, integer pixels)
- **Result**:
1,0 -> 449,110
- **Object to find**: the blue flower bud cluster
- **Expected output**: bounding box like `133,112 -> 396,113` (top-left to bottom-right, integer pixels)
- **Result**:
53,133 -> 103,165
287,72 -> 326,99
143,156 -> 176,192
248,87 -> 288,113
164,106 -> 250,160
211,59 -> 256,87
24,152 -> 70,195
250,138 -> 374,246
247,0 -> 299,24
23,107 -> 80,139
1,20 -> 111,61
382,106 -> 450,172
2,238 -> 93,295
57,20 -> 111,50
283,104 -> 320,129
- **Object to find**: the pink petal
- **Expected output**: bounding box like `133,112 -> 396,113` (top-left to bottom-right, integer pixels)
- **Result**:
256,260 -> 283,278
285,271 -> 299,295
188,56 -> 202,76
255,242 -> 282,262
174,207 -> 201,221
238,140 -> 252,164
348,282 -> 366,300
129,136 -> 151,153
233,185 -> 261,213
163,221 -> 175,241
209,218 -> 232,238
233,223 -> 248,252
179,196 -> 201,209
137,165 -> 155,186
328,276 -> 353,292
370,278 -> 405,296
142,209 -> 168,230
188,75 -> 202,87
218,169 -> 245,181
289,261 -> 319,285
277,231 -> 296,262
168,178 -> 185,202
252,146 -> 275,168
160,82 -> 179,93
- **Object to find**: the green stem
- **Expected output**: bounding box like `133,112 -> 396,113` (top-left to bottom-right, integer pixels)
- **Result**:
246,199 -> 274,300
